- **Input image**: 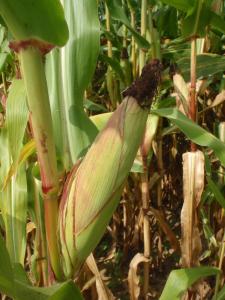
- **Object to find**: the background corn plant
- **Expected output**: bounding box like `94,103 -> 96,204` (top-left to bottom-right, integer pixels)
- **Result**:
0,0 -> 225,299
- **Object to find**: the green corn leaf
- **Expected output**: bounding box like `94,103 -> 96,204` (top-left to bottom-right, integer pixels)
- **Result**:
211,11 -> 225,34
46,0 -> 100,166
84,99 -> 108,113
153,108 -> 225,166
0,89 -> 28,265
160,267 -> 219,300
217,284 -> 225,300
178,54 -> 225,81
6,165 -> 27,265
160,0 -> 225,36
0,0 -> 68,46
182,1 -> 212,37
0,235 -> 84,300
0,233 -> 13,296
159,0 -> 193,12
6,79 -> 28,163
106,0 -> 150,49
99,53 -> 125,82
14,277 -> 84,300
206,176 -> 225,209
45,49 -> 69,168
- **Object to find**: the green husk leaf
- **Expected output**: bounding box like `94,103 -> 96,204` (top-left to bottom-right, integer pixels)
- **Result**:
60,97 -> 149,277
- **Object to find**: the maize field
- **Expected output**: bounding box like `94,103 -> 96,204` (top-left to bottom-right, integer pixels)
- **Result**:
0,0 -> 225,299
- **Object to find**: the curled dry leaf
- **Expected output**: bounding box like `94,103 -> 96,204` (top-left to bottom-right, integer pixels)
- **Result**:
128,253 -> 149,300
86,254 -> 115,300
210,90 -> 225,109
173,73 -> 189,116
181,151 -> 204,267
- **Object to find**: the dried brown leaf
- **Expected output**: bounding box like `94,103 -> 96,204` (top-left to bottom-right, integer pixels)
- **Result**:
173,73 -> 189,116
128,253 -> 149,300
210,90 -> 225,108
86,254 -> 115,300
181,151 -> 204,267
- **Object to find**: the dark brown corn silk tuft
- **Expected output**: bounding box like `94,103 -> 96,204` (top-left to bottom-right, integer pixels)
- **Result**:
122,59 -> 163,109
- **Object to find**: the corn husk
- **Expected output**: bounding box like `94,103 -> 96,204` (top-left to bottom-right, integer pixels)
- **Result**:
59,96 -> 149,277
59,60 -> 162,278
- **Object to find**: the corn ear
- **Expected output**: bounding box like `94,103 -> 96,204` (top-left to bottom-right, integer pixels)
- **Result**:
59,60 -> 162,278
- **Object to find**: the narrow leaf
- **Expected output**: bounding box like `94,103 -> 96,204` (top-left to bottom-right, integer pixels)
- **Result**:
160,267 -> 220,300
153,108 -> 225,166
6,79 -> 28,163
207,176 -> 225,209
106,0 -> 149,49
128,253 -> 149,300
178,54 -> 225,81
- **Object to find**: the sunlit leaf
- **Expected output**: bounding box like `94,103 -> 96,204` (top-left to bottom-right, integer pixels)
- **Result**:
160,267 -> 219,300
106,0 -> 149,49
6,79 -> 28,163
153,108 -> 225,166
0,0 -> 68,46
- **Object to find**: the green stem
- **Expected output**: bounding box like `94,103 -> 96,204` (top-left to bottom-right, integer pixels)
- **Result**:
213,232 -> 225,299
19,47 -> 63,280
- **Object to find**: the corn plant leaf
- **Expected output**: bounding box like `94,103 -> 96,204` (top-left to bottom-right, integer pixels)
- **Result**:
3,139 -> 35,188
46,49 -> 69,168
178,54 -> 225,81
217,284 -> 225,300
14,267 -> 84,300
99,53 -> 125,82
159,0 -> 192,12
128,253 -> 149,300
160,0 -> 225,35
105,0 -> 150,49
0,233 -> 13,296
0,79 -> 29,266
160,267 -> 220,300
0,52 -> 9,72
84,99 -> 108,113
0,234 -> 84,300
6,165 -> 27,265
6,79 -> 28,163
182,1 -> 212,37
0,0 -> 68,46
86,254 -> 115,300
206,176 -> 225,209
211,11 -> 225,33
153,108 -> 225,166
172,73 -> 189,116
181,151 -> 204,267
46,0 -> 99,166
